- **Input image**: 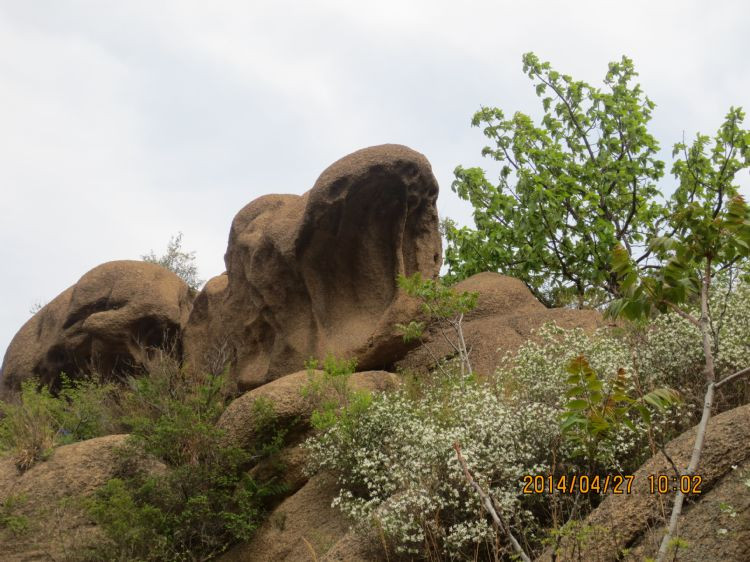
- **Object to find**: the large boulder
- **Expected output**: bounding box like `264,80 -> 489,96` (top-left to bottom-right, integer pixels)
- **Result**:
183,144 -> 442,391
395,272 -> 604,377
217,473 -> 388,562
541,403 -> 750,561
0,261 -> 193,398
0,435 -> 130,561
218,369 -> 401,453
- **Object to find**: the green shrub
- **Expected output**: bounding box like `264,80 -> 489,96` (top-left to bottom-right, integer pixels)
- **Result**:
0,494 -> 29,537
301,354 -> 368,433
85,355 -> 285,561
0,375 -> 117,470
496,322 -> 688,474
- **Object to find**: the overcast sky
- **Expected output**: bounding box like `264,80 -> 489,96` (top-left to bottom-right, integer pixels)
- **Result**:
2,0 -> 749,357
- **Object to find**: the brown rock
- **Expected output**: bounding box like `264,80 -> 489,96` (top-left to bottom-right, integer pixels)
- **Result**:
217,473 -> 387,562
0,261 -> 193,398
183,144 -> 441,390
0,435 -> 134,561
626,457 -> 750,561
217,369 -> 401,452
395,272 -> 604,377
539,403 -> 750,561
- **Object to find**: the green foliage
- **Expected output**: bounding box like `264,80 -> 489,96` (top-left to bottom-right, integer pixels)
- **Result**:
142,231 -> 204,291
446,52 -> 666,307
604,107 -> 750,561
396,273 -> 478,326
116,358 -> 232,466
0,494 -> 29,536
301,354 -> 369,433
666,536 -> 690,554
396,273 -> 478,378
543,520 -> 611,561
86,358 -> 285,561
608,107 -> 750,320
0,375 -> 117,471
560,355 -> 679,466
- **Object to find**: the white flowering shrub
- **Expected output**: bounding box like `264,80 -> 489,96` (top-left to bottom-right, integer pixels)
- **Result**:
306,377 -> 558,558
496,323 -> 680,473
305,279 -> 750,559
496,323 -> 631,410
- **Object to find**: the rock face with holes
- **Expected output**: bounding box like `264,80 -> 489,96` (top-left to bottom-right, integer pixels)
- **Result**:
183,144 -> 442,391
0,261 -> 193,398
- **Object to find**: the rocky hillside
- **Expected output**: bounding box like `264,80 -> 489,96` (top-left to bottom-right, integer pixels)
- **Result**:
1,145 -> 748,561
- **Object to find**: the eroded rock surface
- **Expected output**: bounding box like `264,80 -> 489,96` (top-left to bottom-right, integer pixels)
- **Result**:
0,261 -> 193,398
183,144 -> 441,391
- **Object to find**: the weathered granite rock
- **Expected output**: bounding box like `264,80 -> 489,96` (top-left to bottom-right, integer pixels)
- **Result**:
0,261 -> 192,398
184,144 -> 441,390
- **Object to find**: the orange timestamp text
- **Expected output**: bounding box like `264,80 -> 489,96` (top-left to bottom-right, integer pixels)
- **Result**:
522,474 -> 634,495
522,474 -> 704,495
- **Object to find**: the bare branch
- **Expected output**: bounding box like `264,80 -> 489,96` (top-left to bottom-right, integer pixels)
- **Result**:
715,365 -> 750,389
657,262 -> 716,561
453,442 -> 531,562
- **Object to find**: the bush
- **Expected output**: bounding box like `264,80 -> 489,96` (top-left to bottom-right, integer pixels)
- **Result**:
0,351 -> 286,560
0,375 -> 118,471
305,373 -> 559,558
0,494 -> 29,537
305,272 -> 750,560
301,354 -> 367,432
142,232 -> 204,291
496,323 -> 688,474
84,354 -> 286,561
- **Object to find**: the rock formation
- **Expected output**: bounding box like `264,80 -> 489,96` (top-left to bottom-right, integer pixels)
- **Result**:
183,144 -> 442,391
0,434 -> 162,561
8,143 -> 739,561
395,272 -> 604,377
0,261 -> 193,399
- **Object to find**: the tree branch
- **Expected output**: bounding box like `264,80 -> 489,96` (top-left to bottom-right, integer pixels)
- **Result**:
657,260 -> 716,561
453,442 -> 531,562
661,300 -> 701,328
715,365 -> 750,389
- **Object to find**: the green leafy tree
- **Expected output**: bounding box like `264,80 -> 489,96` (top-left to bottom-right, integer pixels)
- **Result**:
607,107 -> 750,561
142,232 -> 204,291
445,53 -> 667,307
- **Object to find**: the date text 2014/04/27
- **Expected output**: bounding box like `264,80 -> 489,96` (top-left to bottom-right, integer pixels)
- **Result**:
521,474 -> 704,495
